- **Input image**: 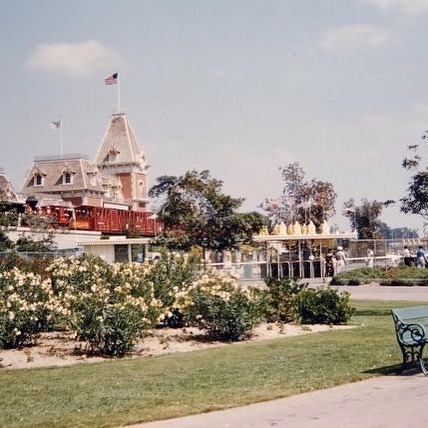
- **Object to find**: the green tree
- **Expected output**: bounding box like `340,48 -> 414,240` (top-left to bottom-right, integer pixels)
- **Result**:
261,162 -> 337,232
343,198 -> 384,239
0,190 -> 19,228
400,136 -> 428,220
0,190 -> 16,251
15,208 -> 58,252
149,170 -> 264,251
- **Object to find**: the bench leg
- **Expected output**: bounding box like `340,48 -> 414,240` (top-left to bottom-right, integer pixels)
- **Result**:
400,343 -> 426,374
420,357 -> 428,375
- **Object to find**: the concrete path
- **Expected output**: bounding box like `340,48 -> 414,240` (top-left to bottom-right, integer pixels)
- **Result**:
138,373 -> 428,428
131,284 -> 428,428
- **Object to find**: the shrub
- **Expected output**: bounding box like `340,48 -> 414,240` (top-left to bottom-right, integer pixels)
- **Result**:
49,255 -> 157,357
177,272 -> 264,341
71,302 -> 147,357
0,253 -> 52,279
381,266 -> 428,279
261,277 -> 306,322
329,276 -> 346,285
331,267 -> 383,285
0,268 -> 58,348
145,251 -> 203,327
293,287 -> 355,325
331,265 -> 428,285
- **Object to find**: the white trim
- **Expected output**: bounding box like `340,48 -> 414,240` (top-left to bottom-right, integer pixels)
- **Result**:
77,237 -> 152,247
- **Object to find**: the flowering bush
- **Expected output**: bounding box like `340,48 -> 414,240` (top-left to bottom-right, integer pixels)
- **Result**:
176,271 -> 264,341
0,253 -> 52,279
144,251 -> 203,327
0,268 -> 57,348
0,250 -> 356,356
48,255 -> 161,357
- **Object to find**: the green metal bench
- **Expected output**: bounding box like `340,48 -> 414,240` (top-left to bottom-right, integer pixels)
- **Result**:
391,306 -> 428,374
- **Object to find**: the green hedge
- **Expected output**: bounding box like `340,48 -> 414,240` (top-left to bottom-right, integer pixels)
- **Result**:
331,266 -> 428,286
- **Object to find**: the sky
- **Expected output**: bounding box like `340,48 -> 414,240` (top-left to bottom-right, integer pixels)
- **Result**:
2,0 -> 428,233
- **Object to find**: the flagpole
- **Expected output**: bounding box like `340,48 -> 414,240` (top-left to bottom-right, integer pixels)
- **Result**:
117,70 -> 121,112
60,116 -> 63,157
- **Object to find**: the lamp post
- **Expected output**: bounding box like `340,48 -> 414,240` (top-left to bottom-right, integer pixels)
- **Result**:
25,196 -> 38,211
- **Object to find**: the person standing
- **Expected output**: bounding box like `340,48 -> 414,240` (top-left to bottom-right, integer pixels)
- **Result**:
416,246 -> 426,269
325,249 -> 335,277
403,245 -> 412,266
366,248 -> 374,268
335,246 -> 347,274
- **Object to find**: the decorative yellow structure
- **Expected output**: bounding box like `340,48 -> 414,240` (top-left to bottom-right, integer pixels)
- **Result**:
258,220 -> 340,238
252,221 -> 356,279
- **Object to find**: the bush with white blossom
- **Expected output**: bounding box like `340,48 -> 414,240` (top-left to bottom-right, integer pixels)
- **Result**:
174,271 -> 265,341
0,268 -> 58,348
144,251 -> 203,327
47,255 -> 164,357
0,251 -> 356,356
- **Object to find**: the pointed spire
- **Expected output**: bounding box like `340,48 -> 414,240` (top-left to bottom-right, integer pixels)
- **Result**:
95,112 -> 149,210
95,112 -> 147,173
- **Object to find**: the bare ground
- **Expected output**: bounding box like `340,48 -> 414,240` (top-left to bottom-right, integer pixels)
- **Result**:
0,323 -> 351,370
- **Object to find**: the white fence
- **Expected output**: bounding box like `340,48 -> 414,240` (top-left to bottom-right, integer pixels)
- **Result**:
207,254 -> 403,283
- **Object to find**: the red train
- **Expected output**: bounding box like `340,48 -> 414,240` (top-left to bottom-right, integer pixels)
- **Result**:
21,204 -> 162,236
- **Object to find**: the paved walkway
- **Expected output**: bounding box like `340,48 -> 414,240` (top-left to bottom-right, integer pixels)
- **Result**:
138,373 -> 428,427
132,285 -> 428,428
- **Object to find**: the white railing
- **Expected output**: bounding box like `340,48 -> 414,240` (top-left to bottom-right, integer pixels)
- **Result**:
206,255 -> 404,283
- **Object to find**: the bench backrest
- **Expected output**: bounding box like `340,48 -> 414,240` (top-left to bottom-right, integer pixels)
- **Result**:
392,305 -> 428,322
391,305 -> 428,330
392,305 -> 428,345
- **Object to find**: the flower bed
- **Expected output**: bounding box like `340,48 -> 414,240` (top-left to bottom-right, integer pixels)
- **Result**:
0,253 -> 355,358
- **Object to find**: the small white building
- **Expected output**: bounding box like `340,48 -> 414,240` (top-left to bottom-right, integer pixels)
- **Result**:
77,236 -> 153,263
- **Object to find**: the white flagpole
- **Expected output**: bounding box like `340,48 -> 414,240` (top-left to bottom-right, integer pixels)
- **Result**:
60,116 -> 63,157
117,71 -> 121,112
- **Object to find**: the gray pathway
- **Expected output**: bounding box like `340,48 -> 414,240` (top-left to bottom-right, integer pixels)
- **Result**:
138,374 -> 428,428
131,284 -> 428,428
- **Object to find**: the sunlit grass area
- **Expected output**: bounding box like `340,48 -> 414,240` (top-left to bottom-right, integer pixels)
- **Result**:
0,299 -> 422,428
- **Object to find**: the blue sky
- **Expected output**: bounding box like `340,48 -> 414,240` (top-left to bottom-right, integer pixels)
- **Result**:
2,0 -> 428,232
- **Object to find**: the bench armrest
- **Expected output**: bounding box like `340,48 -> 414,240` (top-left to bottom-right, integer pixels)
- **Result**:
395,320 -> 428,344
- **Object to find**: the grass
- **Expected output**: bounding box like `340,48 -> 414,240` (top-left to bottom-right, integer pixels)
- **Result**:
0,299 -> 423,427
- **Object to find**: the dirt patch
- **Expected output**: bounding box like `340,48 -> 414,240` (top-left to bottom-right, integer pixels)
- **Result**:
0,323 -> 351,370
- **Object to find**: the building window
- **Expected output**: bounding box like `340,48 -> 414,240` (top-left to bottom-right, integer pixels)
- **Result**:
34,174 -> 43,187
63,172 -> 72,185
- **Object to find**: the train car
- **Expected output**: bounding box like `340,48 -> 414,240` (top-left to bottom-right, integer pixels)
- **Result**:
70,205 -> 161,236
17,203 -> 162,237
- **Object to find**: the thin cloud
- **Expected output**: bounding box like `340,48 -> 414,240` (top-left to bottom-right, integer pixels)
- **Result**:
320,24 -> 389,50
27,40 -> 120,77
211,69 -> 230,80
361,0 -> 428,15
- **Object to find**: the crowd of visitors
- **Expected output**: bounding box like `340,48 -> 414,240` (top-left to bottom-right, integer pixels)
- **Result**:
403,245 -> 427,268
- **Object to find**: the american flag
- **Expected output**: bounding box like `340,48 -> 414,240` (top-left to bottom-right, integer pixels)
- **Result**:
50,120 -> 61,129
104,73 -> 118,85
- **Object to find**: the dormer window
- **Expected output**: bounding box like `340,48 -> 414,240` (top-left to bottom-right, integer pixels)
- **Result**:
61,165 -> 75,185
34,173 -> 43,187
108,146 -> 120,162
89,173 -> 97,186
63,172 -> 72,185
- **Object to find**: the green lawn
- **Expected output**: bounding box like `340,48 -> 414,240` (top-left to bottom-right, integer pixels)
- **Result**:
0,299 -> 421,427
